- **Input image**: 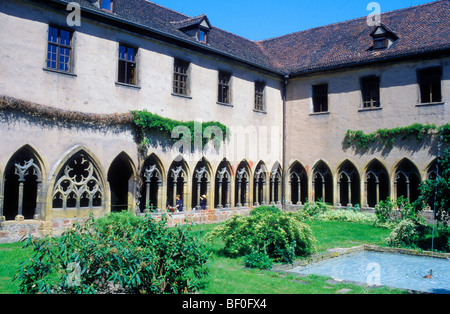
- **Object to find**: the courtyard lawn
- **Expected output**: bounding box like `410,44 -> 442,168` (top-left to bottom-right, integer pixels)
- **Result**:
0,220 -> 407,294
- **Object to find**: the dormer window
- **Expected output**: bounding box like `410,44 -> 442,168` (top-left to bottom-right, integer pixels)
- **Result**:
370,23 -> 398,50
173,15 -> 212,44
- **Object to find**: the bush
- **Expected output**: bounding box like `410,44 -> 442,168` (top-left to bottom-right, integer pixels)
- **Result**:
15,213 -> 209,294
315,210 -> 377,224
385,219 -> 429,249
375,196 -> 421,225
243,252 -> 273,270
297,200 -> 330,220
209,212 -> 316,264
386,219 -> 450,252
250,206 -> 281,216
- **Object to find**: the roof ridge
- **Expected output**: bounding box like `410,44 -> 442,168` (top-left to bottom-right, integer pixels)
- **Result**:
257,0 -> 445,43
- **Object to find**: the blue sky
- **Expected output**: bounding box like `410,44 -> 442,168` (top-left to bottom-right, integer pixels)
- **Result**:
150,0 -> 434,40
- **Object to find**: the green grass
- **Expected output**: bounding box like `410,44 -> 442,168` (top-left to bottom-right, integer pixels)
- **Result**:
0,242 -> 32,294
0,220 -> 407,294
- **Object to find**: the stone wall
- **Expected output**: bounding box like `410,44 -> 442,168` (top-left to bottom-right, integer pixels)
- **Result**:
0,208 -> 251,243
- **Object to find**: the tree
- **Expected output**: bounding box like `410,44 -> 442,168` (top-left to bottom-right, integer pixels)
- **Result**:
414,148 -> 450,226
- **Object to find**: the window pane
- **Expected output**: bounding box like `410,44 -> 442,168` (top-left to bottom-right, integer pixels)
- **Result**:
118,60 -> 126,83
48,27 -> 58,43
119,45 -> 126,60
60,30 -> 70,46
313,84 -> 328,112
102,0 -> 112,10
127,47 -> 135,62
126,62 -> 136,85
419,68 -> 442,103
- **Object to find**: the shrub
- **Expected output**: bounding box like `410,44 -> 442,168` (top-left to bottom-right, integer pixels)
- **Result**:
315,210 -> 377,224
297,200 -> 330,220
243,252 -> 273,270
15,213 -> 209,294
375,196 -> 421,225
209,212 -> 316,264
250,206 -> 281,216
385,219 -> 429,249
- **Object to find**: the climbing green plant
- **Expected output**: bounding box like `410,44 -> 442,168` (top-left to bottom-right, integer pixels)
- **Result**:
131,110 -> 229,152
345,123 -> 450,149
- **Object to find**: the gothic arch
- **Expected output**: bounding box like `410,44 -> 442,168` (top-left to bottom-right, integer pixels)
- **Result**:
192,158 -> 213,210
425,158 -> 439,180
269,162 -> 282,205
288,161 -> 308,205
312,160 -> 333,204
364,159 -> 389,208
253,161 -> 268,206
108,152 -> 136,213
337,160 -> 360,207
235,160 -> 251,207
167,157 -> 190,211
140,153 -> 165,212
50,146 -> 107,212
393,158 -> 421,203
2,145 -> 45,221
215,159 -> 233,209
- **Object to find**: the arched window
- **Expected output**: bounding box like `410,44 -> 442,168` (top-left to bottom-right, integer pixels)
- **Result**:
394,159 -> 421,203
337,161 -> 360,207
52,152 -> 104,210
215,160 -> 232,209
289,162 -> 308,205
235,161 -> 251,207
167,159 -> 188,211
192,159 -> 212,210
270,164 -> 282,205
312,161 -> 333,204
3,147 -> 43,220
254,162 -> 268,206
365,160 -> 389,208
139,154 -> 164,212
108,153 -> 134,213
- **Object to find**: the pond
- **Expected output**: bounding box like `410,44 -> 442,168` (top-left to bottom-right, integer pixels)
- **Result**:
291,251 -> 450,294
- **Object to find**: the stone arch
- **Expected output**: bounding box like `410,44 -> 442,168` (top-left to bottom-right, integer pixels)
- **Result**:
312,160 -> 333,204
288,161 -> 308,205
337,160 -> 360,207
192,157 -> 213,210
140,153 -> 165,212
235,160 -> 251,207
364,159 -> 389,208
108,152 -> 136,213
167,157 -> 189,211
270,162 -> 282,205
215,159 -> 233,209
393,158 -> 421,203
425,158 -> 439,180
253,161 -> 268,206
51,147 -> 106,212
2,145 -> 44,221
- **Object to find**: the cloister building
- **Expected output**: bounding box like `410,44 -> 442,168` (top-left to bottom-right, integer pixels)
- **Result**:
0,0 -> 449,241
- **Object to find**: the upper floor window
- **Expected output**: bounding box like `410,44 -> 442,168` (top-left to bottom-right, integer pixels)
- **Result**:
173,59 -> 190,96
312,84 -> 328,113
218,71 -> 231,105
46,26 -> 73,73
198,29 -> 208,43
254,81 -> 266,112
418,67 -> 442,104
361,76 -> 380,109
118,44 -> 137,85
101,0 -> 113,12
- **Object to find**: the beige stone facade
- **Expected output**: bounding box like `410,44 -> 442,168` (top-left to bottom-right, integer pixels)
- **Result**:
0,0 -> 448,242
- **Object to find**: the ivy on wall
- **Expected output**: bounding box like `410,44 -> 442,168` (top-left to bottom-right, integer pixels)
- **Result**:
131,110 -> 229,152
345,123 -> 450,149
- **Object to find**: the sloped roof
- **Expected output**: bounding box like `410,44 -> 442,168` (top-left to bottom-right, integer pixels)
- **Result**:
59,0 -> 450,75
259,0 -> 450,74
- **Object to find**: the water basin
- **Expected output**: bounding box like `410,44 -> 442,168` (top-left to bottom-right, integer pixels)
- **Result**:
291,251 -> 450,294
